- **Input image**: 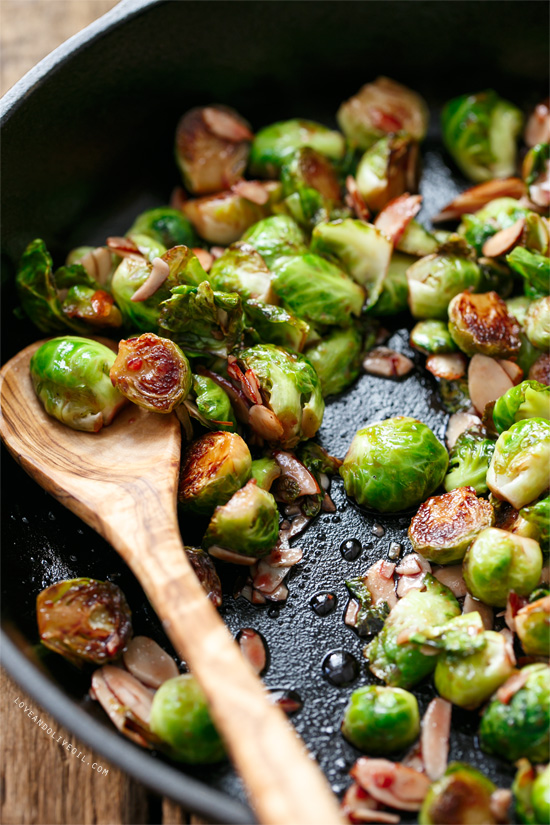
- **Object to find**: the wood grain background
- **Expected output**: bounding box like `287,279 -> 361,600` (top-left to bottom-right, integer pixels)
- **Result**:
1,3 -> 206,822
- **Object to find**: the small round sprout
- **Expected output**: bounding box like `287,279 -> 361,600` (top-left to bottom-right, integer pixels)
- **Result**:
280,146 -> 342,228
127,207 -> 198,249
208,242 -> 276,303
419,763 -> 498,825
525,296 -> 550,351
110,333 -> 191,414
341,686 -> 420,754
493,380 -> 550,434
520,495 -> 550,552
408,487 -> 494,564
305,326 -> 363,397
249,119 -> 345,178
480,664 -> 550,762
444,426 -> 496,496
203,479 -> 279,558
30,336 -> 126,432
178,431 -> 252,516
340,417 -> 449,513
463,527 -> 542,606
241,215 -> 307,269
434,630 -> 516,709
183,191 -> 268,246
532,764 -> 550,823
406,254 -> 481,320
448,291 -> 521,358
410,320 -> 457,355
486,418 -> 550,510
150,674 -> 225,764
515,596 -> 550,657
36,578 -> 132,665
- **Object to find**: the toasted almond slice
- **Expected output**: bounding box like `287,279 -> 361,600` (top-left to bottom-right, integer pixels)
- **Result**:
274,451 -> 320,495
263,581 -> 289,602
80,246 -> 113,285
231,180 -> 270,205
207,545 -> 258,565
433,565 -> 468,598
345,175 -> 371,222
123,636 -> 178,689
191,247 -> 213,272
248,404 -> 284,440
203,106 -> 254,142
352,758 -> 430,812
446,412 -> 481,449
366,559 -> 397,608
490,789 -> 513,824
426,353 -> 467,381
106,236 -> 144,259
131,257 -> 170,302
497,359 -> 523,385
468,354 -> 514,415
374,193 -> 422,245
101,665 -> 154,726
263,543 -> 303,568
482,218 -> 525,258
421,698 -> 451,781
432,179 -> 526,223
363,347 -> 414,378
237,628 -> 268,674
525,99 -> 550,147
341,782 -> 400,824
496,670 -> 531,704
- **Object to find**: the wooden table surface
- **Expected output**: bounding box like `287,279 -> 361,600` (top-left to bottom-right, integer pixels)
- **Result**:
1,3 -> 207,823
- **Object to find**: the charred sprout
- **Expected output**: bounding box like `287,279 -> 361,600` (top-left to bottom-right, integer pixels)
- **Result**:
419,763 -> 500,825
249,119 -> 345,179
178,431 -> 251,516
448,291 -> 521,358
355,134 -> 418,213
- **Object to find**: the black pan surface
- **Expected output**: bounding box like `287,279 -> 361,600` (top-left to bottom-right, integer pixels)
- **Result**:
2,1 -> 549,821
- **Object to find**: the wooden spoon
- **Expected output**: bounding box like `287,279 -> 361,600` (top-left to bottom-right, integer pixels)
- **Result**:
0,341 -> 342,825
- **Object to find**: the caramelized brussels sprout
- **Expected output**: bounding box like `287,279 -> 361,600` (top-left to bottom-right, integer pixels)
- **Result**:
36,578 -> 132,665
185,546 -> 222,607
397,220 -> 439,257
480,664 -> 550,762
341,686 -> 420,754
109,333 -> 191,413
513,759 -> 550,825
280,147 -> 342,228
444,426 -> 496,495
525,296 -> 550,351
463,527 -> 543,606
183,191 -> 268,245
493,380 -> 550,433
407,254 -> 481,320
507,247 -> 550,301
244,299 -> 309,352
250,456 -> 281,490
305,326 -> 363,397
486,418 -> 550,510
203,479 -> 279,558
356,135 -> 418,215
419,763 -> 499,825
448,291 -> 521,358
520,495 -> 550,551
192,374 -> 237,432
208,242 -> 275,303
127,207 -> 198,249
441,90 -> 523,182
30,336 -> 126,432
368,252 -> 415,316
337,77 -> 429,149
178,431 -> 251,516
150,674 -> 225,763
410,320 -> 457,355
340,417 -> 448,513
61,285 -> 122,329
409,487 -> 494,564
241,215 -> 307,268
515,596 -> 550,656
249,119 -> 345,178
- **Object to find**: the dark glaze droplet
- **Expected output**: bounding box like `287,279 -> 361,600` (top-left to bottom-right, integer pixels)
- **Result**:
267,687 -> 303,715
321,649 -> 359,686
340,538 -> 362,561
310,591 -> 337,616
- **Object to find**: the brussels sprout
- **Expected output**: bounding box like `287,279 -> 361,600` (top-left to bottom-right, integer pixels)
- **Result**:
513,759 -> 539,825
239,344 -> 324,448
305,326 -> 363,397
444,426 -> 496,495
244,299 -> 309,352
463,527 -> 543,606
337,77 -> 429,150
434,629 -> 515,709
271,253 -> 365,328
448,290 -> 521,358
515,596 -> 550,656
477,255 -> 514,298
249,119 -> 345,179
367,252 -> 415,316
459,197 -> 529,255
203,479 -> 279,558
310,219 -> 392,307
340,417 -> 449,513
493,380 -> 550,433
183,191 -> 268,246
480,664 -> 550,762
523,141 -> 550,208
396,220 -> 439,257
127,206 -> 198,249
407,254 -> 481,320
521,495 -> 550,552
407,612 -> 487,657
192,374 -> 237,432
150,674 -> 225,763
280,147 -> 342,228
439,377 -> 472,414
507,295 -> 532,326
241,215 -> 308,269
525,296 -> 550,351
409,486 -> 494,564
16,239 -> 72,333
341,686 -> 420,754
250,457 -> 281,490
30,336 -> 126,432
36,578 -> 132,665
158,281 -> 244,357
208,242 -> 275,303
419,763 -> 499,825
507,247 -> 550,301
365,575 -> 460,688
125,233 -> 168,262
410,320 -> 457,355
175,105 -> 251,195
109,333 -> 191,413
441,90 -> 523,182
532,765 -> 550,823
522,211 -> 550,256
355,134 -> 418,214
487,418 -> 550,510
178,431 -> 251,516
61,285 -> 122,328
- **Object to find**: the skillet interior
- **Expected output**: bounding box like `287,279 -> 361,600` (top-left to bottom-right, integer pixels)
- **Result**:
1,1 -> 549,821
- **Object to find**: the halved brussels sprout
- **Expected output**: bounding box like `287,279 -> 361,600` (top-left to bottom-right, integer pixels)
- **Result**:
203,479 -> 279,558
365,575 -> 460,688
30,336 -> 126,432
250,456 -> 281,490
493,380 -> 550,433
280,147 -> 342,228
183,191 -> 268,245
480,664 -> 550,762
305,326 -> 363,397
407,254 -> 481,320
340,417 -> 449,513
397,220 -> 439,257
507,247 -> 550,301
367,252 -> 415,317
244,299 -> 309,352
410,320 -> 457,355
110,333 -> 191,413
249,119 -> 345,178
444,426 -> 496,495
208,242 -> 275,303
523,141 -> 550,208
192,374 -> 237,432
434,629 -> 515,709
150,674 -> 225,763
463,527 -> 543,606
127,207 -> 198,249
486,417 -> 550,510
310,219 -> 392,307
448,291 -> 521,358
355,134 -> 418,214
514,759 -> 550,825
459,197 -> 529,255
532,765 -> 550,823
341,686 -> 420,754
525,296 -> 550,351
441,90 -> 523,182
520,495 -> 550,552
337,77 -> 429,150
178,431 -> 252,516
271,253 -> 365,328
61,285 -> 122,329
241,215 -> 307,268
515,596 -> 550,656
408,486 -> 494,564
406,612 -> 486,657
36,578 -> 132,665
419,763 -> 499,825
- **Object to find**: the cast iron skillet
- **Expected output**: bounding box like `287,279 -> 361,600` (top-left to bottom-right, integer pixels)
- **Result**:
1,1 -> 549,821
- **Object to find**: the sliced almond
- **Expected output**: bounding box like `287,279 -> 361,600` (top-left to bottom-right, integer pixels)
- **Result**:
374,193 -> 422,245
421,698 -> 451,780
468,354 -> 514,415
207,545 -> 258,565
352,758 -> 430,812
446,412 -> 481,449
433,565 -> 467,598
237,628 -> 268,674
482,218 -> 525,258
497,359 -> 523,385
123,636 -> 178,689
248,404 -> 284,440
202,106 -> 253,142
426,353 -> 467,381
525,99 -> 550,147
231,180 -> 270,205
363,347 -> 414,378
191,247 -> 213,272
131,257 -> 170,302
432,179 -> 526,223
